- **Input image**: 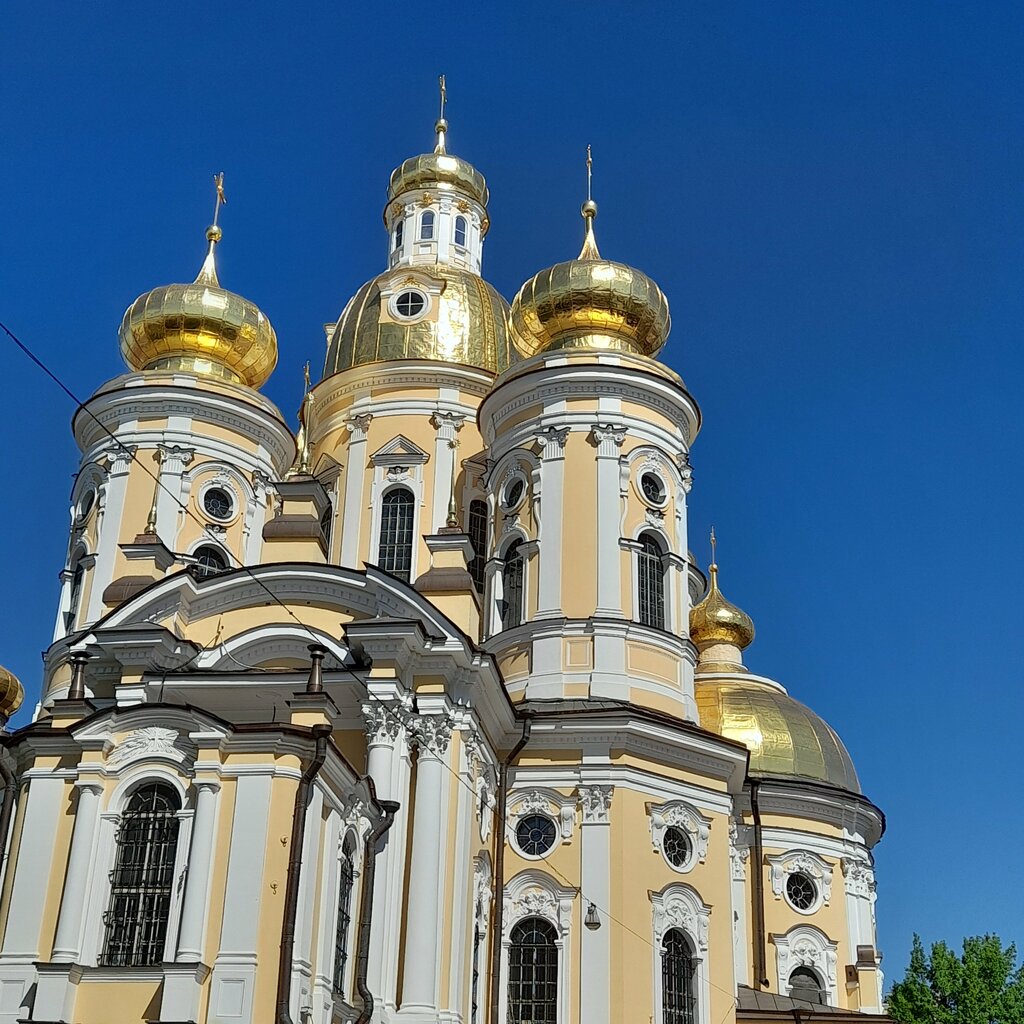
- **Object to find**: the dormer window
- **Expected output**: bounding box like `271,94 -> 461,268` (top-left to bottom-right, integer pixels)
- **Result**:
393,220 -> 404,252
419,211 -> 435,241
454,215 -> 468,247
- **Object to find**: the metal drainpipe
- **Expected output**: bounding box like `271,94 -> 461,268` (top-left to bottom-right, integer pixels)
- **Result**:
276,723 -> 332,1024
488,717 -> 532,1024
354,795 -> 400,1024
750,780 -> 770,989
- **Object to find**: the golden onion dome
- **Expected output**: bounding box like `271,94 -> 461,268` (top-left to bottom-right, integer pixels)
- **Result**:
509,201 -> 671,359
0,665 -> 25,720
325,264 -> 514,377
696,678 -> 861,793
119,223 -> 277,390
388,117 -> 489,208
690,563 -> 756,650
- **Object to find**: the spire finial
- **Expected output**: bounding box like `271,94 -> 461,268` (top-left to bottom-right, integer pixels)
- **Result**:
446,437 -> 461,528
144,449 -> 164,535
579,145 -> 601,260
434,74 -> 449,154
296,361 -> 313,475
710,525 -> 717,568
196,172 -> 226,287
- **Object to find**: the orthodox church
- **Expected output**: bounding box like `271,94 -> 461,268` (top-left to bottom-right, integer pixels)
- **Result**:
0,93 -> 887,1024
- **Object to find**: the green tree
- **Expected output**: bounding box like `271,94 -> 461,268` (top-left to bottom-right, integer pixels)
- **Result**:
888,934 -> 1024,1024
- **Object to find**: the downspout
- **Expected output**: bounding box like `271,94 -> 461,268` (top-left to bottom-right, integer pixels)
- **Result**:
750,780 -> 770,990
354,795 -> 400,1024
276,723 -> 332,1024
489,717 -> 532,1024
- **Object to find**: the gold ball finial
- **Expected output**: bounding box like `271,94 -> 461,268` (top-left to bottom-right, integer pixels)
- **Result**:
0,666 -> 25,721
206,224 -> 223,243
582,199 -> 598,218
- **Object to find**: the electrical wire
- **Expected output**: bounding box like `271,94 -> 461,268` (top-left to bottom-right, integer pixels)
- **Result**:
2,315 -> 741,1011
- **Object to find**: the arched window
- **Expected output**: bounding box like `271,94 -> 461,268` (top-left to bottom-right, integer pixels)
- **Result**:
393,219 -> 404,252
789,967 -> 825,1004
101,783 -> 181,966
66,556 -> 85,629
320,504 -> 333,552
333,835 -> 357,995
378,488 -> 414,582
193,545 -> 228,578
419,210 -> 435,240
499,539 -> 524,630
508,918 -> 558,1024
637,532 -> 666,629
467,499 -> 488,595
661,928 -> 696,1024
454,215 -> 468,247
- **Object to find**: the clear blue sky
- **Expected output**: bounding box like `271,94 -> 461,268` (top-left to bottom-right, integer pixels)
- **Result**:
2,1 -> 1022,982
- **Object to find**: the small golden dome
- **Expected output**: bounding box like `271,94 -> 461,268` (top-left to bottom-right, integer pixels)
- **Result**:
325,265 -> 514,377
509,203 -> 670,359
690,563 -> 755,650
119,224 -> 277,390
696,678 -> 860,792
0,665 -> 25,720
389,151 -> 488,208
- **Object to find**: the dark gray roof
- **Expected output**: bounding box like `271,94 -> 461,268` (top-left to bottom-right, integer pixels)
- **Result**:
736,986 -> 849,1014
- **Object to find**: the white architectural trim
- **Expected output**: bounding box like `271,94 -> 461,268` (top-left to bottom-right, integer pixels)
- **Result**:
650,884 -> 712,1024
770,924 -> 839,1005
647,800 -> 712,873
507,787 -> 576,857
767,849 -> 833,914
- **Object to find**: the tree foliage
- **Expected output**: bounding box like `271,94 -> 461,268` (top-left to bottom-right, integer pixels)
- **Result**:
888,934 -> 1024,1024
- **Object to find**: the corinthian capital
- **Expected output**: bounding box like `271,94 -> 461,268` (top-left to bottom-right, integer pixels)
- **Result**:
362,700 -> 407,746
410,713 -> 454,757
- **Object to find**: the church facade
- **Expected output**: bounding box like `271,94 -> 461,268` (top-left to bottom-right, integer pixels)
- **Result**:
0,106 -> 886,1024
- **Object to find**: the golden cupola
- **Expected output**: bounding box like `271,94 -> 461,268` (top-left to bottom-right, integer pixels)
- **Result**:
509,158 -> 671,360
0,665 -> 24,723
119,178 -> 278,389
690,561 -> 756,669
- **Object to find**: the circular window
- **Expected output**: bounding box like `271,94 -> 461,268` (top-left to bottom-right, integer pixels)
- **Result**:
501,477 -> 526,511
203,487 -> 234,521
786,872 -> 818,911
640,471 -> 666,506
394,290 -> 427,319
76,488 -> 96,522
516,814 -> 557,857
193,545 -> 228,578
662,826 -> 692,869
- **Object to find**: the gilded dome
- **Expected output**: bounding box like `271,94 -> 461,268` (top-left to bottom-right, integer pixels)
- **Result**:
690,563 -> 755,650
696,678 -> 861,793
0,665 -> 24,720
387,115 -> 489,209
325,265 -> 514,377
119,226 -> 277,390
509,203 -> 671,359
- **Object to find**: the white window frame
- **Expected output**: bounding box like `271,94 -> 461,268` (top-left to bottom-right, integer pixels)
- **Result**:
80,766 -> 195,969
491,530 -> 529,636
501,870 -> 575,1024
647,800 -> 712,874
770,924 -> 839,1005
767,849 -> 833,915
650,884 -> 711,1024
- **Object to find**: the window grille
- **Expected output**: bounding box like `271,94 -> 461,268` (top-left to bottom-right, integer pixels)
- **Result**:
454,215 -> 468,247
638,533 -> 666,629
467,499 -> 488,594
508,918 -> 558,1024
66,559 -> 85,629
420,211 -> 435,240
661,928 -> 695,1024
321,504 -> 333,552
470,924 -> 482,1024
500,540 -> 524,630
378,488 -> 414,581
333,837 -> 356,995
101,783 -> 181,967
194,545 -> 228,578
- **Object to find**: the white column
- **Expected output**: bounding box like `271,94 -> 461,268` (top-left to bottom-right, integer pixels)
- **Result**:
730,821 -> 751,988
431,411 -> 466,532
50,782 -> 104,962
85,443 -> 133,623
291,785 -> 324,1020
401,714 -> 453,1011
341,414 -> 373,569
578,786 -> 613,1024
157,445 -> 195,547
591,425 -> 627,616
176,780 -> 220,962
363,701 -> 411,1012
534,427 -> 569,618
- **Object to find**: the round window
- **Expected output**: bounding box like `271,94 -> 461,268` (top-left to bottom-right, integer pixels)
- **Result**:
502,477 -> 526,511
193,545 -> 228,578
394,290 -> 427,319
516,814 -> 557,857
786,872 -> 818,911
203,487 -> 234,521
640,471 -> 666,505
662,825 -> 692,869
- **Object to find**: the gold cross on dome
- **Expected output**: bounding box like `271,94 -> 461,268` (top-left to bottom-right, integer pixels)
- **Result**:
212,172 -> 227,227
